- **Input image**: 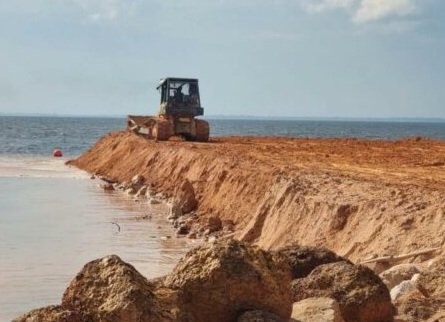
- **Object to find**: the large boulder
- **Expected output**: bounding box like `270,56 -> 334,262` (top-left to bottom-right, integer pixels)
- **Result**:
291,297 -> 345,322
61,255 -> 169,322
12,305 -> 89,322
290,261 -> 394,322
379,264 -> 421,290
163,239 -> 293,322
274,245 -> 350,279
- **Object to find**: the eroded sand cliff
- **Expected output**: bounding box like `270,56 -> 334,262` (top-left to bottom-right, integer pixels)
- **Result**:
69,131 -> 445,262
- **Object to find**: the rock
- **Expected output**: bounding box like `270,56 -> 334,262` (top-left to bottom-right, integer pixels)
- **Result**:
61,255 -> 168,322
208,236 -> 217,243
290,297 -> 345,322
150,199 -> 161,205
207,215 -> 222,232
237,310 -> 285,322
176,224 -> 189,235
274,245 -> 350,279
13,305 -> 89,322
391,280 -> 418,301
380,263 -> 421,290
222,219 -> 235,231
394,290 -> 445,322
135,185 -> 148,198
416,254 -> 445,298
170,201 -> 183,218
187,231 -> 198,239
101,182 -> 115,191
173,179 -> 197,215
411,273 -> 420,283
131,174 -> 145,185
290,261 -> 394,322
125,187 -> 137,195
164,239 -> 293,322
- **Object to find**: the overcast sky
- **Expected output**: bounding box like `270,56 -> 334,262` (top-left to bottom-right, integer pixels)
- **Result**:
0,0 -> 444,118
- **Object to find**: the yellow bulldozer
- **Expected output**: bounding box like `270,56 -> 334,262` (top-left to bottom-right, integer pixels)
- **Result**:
128,77 -> 209,142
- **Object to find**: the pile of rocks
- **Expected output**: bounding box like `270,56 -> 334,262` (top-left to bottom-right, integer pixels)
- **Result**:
14,240 -> 401,322
377,256 -> 445,322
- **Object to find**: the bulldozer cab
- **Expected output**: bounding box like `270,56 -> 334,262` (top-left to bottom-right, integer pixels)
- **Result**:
157,78 -> 204,117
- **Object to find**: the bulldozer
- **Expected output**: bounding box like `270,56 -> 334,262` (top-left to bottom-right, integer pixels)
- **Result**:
127,77 -> 209,142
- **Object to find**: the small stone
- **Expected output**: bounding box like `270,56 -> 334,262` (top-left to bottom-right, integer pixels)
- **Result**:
135,186 -> 148,198
390,280 -> 418,301
188,231 -> 198,239
131,174 -> 145,185
150,199 -> 161,205
207,216 -> 222,233
101,183 -> 115,191
208,236 -> 217,243
126,187 -> 137,195
177,224 -> 190,235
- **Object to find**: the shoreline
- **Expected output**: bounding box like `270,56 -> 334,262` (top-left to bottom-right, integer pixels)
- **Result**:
13,131 -> 445,321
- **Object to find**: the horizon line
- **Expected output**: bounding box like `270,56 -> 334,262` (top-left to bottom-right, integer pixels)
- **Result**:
1,112 -> 445,123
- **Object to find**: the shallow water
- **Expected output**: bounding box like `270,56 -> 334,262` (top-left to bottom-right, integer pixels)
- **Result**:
0,157 -> 190,321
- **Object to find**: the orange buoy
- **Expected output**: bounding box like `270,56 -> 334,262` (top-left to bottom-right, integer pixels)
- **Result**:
53,149 -> 63,157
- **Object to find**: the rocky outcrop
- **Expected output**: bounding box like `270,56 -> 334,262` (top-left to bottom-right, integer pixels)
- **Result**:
164,239 -> 293,322
291,297 -> 345,322
275,245 -> 350,278
290,261 -> 394,322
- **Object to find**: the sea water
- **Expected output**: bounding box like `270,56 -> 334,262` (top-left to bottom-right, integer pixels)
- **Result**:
0,157 -> 189,320
1,115 -> 445,320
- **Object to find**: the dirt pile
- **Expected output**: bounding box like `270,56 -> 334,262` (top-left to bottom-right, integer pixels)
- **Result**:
14,240 -> 395,322
69,131 -> 445,261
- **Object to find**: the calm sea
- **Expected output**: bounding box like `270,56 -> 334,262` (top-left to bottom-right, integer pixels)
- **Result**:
1,115 -> 445,320
1,116 -> 445,156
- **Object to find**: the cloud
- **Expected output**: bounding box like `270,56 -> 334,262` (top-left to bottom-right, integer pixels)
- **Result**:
353,0 -> 416,23
300,0 -> 418,24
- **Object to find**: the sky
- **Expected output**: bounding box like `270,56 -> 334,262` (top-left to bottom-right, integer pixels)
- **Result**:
0,0 -> 444,118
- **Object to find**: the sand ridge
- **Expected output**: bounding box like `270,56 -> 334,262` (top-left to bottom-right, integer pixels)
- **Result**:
69,131 -> 445,262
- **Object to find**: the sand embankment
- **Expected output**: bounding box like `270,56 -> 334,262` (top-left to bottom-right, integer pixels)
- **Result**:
69,131 -> 445,261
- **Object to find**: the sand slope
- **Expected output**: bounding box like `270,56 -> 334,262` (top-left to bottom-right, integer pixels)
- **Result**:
69,131 -> 445,261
